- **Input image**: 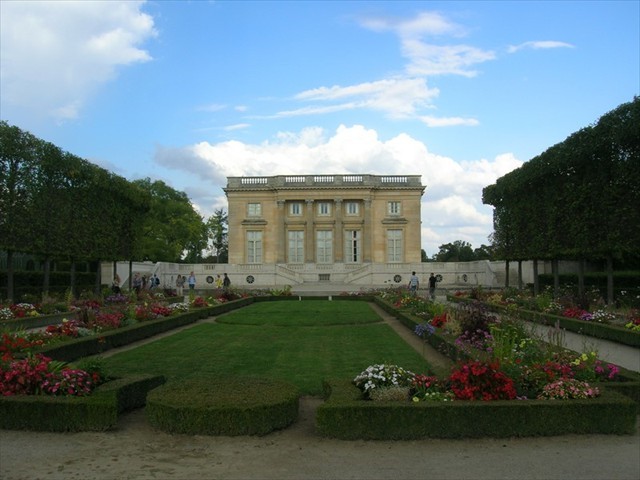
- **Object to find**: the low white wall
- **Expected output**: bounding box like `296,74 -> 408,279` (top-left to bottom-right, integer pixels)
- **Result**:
101,259 -> 582,292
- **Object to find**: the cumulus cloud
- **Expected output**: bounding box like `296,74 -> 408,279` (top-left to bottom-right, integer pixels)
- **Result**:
0,0 -> 156,121
507,41 -> 575,53
154,125 -> 523,254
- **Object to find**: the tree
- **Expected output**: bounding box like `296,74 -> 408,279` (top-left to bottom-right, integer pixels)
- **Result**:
0,121 -> 40,301
473,244 -> 494,261
432,241 -> 475,262
206,209 -> 228,263
132,178 -> 208,262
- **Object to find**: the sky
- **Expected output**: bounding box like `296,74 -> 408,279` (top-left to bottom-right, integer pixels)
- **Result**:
1,1 -> 638,257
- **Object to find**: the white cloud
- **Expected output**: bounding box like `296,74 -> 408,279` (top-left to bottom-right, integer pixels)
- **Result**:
359,11 -> 464,39
360,11 -> 495,78
0,0 -> 156,121
419,115 -> 479,127
507,41 -> 575,53
402,41 -> 496,77
154,125 -> 522,254
224,123 -> 251,131
272,11 -> 493,125
288,77 -> 439,119
197,103 -> 227,112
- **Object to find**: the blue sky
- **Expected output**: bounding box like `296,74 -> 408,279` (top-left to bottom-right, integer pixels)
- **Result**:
1,1 -> 638,257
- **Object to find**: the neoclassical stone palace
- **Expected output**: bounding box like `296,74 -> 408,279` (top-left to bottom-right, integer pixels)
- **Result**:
223,174 -> 425,283
102,174 -> 558,293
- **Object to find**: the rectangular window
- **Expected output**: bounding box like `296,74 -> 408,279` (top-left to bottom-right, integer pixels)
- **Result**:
287,230 -> 304,263
289,202 -> 302,216
247,203 -> 262,217
344,230 -> 361,263
388,201 -> 401,216
246,231 -> 263,264
316,230 -> 333,263
317,201 -> 331,216
345,201 -> 359,215
387,229 -> 402,263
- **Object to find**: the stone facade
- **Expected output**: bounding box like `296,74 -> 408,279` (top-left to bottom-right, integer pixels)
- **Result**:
223,175 -> 425,270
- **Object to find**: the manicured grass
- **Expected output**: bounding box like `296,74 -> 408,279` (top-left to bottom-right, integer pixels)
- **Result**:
103,301 -> 432,395
216,300 -> 382,326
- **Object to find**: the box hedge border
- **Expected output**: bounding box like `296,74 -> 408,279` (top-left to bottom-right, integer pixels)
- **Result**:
317,379 -> 637,439
146,376 -> 299,436
0,374 -> 165,432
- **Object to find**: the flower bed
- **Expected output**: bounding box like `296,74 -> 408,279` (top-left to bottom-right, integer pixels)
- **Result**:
0,374 -> 165,431
447,293 -> 640,347
344,292 -> 640,439
317,379 -> 636,439
34,297 -> 254,362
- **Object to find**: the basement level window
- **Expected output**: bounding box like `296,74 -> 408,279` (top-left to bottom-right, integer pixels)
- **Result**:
319,274 -> 330,282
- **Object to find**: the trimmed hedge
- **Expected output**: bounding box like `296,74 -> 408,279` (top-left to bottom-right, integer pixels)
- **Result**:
317,379 -> 637,439
0,374 -> 165,432
447,295 -> 640,347
146,376 -> 299,436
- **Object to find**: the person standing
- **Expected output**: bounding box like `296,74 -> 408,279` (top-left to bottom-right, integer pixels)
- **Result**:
408,272 -> 419,296
112,274 -> 121,294
428,273 -> 437,300
132,273 -> 142,294
222,273 -> 231,291
176,274 -> 185,296
215,274 -> 223,289
188,271 -> 196,291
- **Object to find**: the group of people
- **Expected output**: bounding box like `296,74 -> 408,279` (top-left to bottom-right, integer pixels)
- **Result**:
112,273 -> 160,294
113,271 -> 232,297
128,273 -> 160,294
174,271 -> 230,296
174,272 -> 196,296
408,271 -> 438,300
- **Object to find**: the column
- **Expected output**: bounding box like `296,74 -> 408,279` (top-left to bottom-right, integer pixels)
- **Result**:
334,198 -> 343,262
277,200 -> 285,263
305,199 -> 314,263
363,198 -> 372,262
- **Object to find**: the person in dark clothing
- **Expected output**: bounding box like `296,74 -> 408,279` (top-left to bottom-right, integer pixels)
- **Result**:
428,273 -> 437,300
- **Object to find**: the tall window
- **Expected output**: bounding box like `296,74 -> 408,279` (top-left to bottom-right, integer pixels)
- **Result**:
289,202 -> 302,216
247,203 -> 262,217
288,231 -> 304,263
345,201 -> 359,215
345,230 -> 361,263
387,229 -> 402,263
317,201 -> 331,216
246,231 -> 263,264
387,201 -> 401,216
316,230 -> 333,263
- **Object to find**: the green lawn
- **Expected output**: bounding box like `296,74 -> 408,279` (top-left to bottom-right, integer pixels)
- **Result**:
103,300 -> 432,395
